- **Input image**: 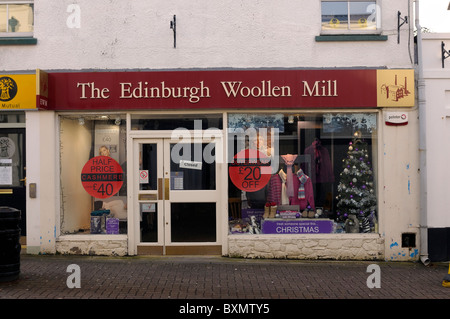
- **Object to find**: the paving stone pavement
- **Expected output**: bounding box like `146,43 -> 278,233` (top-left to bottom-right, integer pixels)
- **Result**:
0,254 -> 449,315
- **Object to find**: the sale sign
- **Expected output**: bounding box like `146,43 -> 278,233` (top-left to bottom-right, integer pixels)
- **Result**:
81,156 -> 124,199
229,149 -> 272,192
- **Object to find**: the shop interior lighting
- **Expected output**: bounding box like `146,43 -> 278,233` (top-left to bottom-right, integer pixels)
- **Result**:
115,116 -> 121,126
288,115 -> 294,124
78,117 -> 85,125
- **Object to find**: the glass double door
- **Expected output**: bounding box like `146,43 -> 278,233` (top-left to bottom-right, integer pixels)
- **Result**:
134,138 -> 221,255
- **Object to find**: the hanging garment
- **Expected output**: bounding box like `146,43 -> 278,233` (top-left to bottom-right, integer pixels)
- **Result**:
297,169 -> 308,199
290,169 -> 315,210
267,169 -> 289,205
281,154 -> 297,198
304,141 -> 334,183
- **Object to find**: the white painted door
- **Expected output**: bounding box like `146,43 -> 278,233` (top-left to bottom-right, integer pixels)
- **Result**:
133,137 -> 222,255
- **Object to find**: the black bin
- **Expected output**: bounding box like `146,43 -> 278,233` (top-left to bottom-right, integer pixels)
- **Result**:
0,207 -> 21,282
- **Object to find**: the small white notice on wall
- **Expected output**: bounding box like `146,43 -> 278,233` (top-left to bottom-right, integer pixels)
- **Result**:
385,112 -> 408,126
0,159 -> 12,185
141,203 -> 155,213
139,170 -> 149,184
180,160 -> 202,170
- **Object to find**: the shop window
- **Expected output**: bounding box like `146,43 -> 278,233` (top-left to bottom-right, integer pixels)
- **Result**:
228,112 -> 378,235
321,1 -> 378,32
0,1 -> 34,36
59,115 -> 127,235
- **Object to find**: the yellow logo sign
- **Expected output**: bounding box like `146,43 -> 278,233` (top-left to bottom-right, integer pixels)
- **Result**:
0,77 -> 18,102
0,74 -> 36,109
377,69 -> 414,107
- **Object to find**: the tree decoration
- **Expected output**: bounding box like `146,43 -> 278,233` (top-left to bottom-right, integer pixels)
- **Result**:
335,131 -> 377,232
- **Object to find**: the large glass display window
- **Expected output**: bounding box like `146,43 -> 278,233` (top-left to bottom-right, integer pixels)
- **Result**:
59,114 -> 127,235
228,112 -> 378,235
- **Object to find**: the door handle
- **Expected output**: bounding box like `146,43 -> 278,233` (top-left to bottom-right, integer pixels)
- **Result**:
20,177 -> 26,186
158,178 -> 163,200
0,189 -> 13,194
164,178 -> 170,200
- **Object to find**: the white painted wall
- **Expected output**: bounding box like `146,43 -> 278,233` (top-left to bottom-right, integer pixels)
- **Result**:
422,33 -> 450,228
0,0 -> 414,72
25,110 -> 57,254
380,108 -> 420,260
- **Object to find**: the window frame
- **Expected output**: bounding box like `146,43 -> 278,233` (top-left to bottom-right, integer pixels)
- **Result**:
0,0 -> 34,38
320,0 -> 381,35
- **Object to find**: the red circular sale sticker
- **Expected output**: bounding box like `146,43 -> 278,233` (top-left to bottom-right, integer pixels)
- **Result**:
81,156 -> 124,199
229,149 -> 272,192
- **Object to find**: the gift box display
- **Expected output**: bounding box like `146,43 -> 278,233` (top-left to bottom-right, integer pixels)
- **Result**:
90,210 -> 111,234
106,218 -> 120,234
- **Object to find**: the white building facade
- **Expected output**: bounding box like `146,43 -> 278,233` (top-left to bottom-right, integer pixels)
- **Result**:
419,32 -> 450,262
0,0 -> 423,261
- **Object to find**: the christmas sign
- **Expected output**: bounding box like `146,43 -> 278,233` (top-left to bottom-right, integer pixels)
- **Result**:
81,156 -> 124,199
229,149 -> 272,192
261,219 -> 334,234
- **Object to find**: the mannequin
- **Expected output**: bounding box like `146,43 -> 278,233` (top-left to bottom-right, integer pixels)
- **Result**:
280,154 -> 297,198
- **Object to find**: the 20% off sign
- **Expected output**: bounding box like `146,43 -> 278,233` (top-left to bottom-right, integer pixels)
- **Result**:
229,149 -> 272,192
81,156 -> 124,199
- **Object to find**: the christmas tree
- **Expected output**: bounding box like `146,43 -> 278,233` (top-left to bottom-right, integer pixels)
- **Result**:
336,131 -> 377,232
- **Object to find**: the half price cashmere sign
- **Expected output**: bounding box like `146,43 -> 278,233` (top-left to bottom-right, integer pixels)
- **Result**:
81,156 -> 124,199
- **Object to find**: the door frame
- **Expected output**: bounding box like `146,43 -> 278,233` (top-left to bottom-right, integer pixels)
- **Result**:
128,130 -> 226,255
0,127 -> 26,237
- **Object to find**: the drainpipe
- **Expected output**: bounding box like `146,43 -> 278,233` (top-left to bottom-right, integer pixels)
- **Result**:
415,0 -> 430,266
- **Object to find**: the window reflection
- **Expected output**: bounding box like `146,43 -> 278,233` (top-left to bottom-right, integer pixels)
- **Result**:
321,1 -> 377,31
0,4 -> 34,33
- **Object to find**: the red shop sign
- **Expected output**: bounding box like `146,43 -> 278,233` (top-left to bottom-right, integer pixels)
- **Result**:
229,149 -> 272,192
81,156 -> 124,199
46,69 -> 381,110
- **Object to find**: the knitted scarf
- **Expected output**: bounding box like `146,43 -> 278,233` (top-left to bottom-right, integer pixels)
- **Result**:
281,154 -> 297,198
278,169 -> 289,205
297,169 -> 308,199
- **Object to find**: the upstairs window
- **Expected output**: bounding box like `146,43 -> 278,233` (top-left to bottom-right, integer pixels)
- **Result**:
321,1 -> 378,32
0,1 -> 34,37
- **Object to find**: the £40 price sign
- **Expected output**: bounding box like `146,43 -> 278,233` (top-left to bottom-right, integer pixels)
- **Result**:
229,149 -> 272,192
81,156 -> 124,199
